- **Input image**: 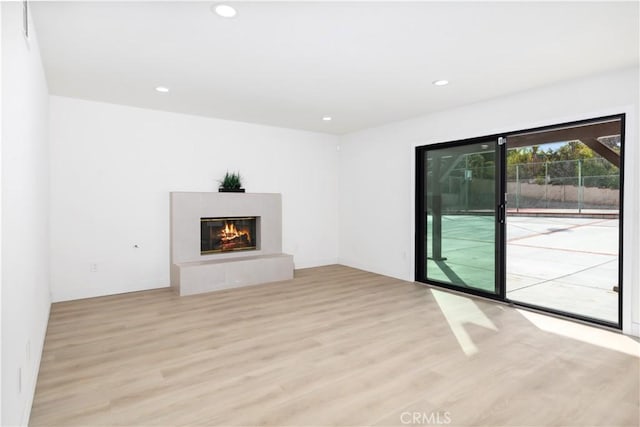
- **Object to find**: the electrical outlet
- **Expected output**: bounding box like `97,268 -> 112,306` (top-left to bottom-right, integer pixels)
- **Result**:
90,263 -> 98,273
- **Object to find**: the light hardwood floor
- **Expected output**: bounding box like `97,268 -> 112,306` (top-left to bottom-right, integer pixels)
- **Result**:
31,265 -> 639,426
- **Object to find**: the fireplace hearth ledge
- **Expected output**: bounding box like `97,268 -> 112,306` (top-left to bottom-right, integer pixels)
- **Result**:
171,253 -> 294,296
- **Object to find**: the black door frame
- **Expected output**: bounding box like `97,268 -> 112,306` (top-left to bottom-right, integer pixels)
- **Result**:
415,113 -> 625,329
415,135 -> 506,302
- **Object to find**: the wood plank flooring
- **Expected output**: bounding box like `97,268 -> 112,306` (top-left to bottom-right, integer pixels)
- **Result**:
30,265 -> 639,426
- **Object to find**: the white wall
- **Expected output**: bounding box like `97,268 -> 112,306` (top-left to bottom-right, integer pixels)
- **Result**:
49,96 -> 339,302
1,3 -> 51,426
0,4 -> 4,425
338,67 -> 640,336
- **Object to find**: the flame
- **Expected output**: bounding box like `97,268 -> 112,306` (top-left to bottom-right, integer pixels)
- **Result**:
220,221 -> 252,245
224,222 -> 235,235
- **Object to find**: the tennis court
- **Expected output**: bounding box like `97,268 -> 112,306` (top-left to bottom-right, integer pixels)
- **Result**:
426,214 -> 619,323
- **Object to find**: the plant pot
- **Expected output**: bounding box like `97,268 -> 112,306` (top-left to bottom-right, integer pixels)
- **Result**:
218,188 -> 246,193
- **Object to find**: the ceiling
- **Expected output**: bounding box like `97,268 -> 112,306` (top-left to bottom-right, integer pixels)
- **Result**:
31,1 -> 639,134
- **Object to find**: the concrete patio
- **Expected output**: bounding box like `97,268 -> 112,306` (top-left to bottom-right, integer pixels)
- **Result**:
506,215 -> 619,323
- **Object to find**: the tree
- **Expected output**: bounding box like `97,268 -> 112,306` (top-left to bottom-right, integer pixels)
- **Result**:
506,140 -> 619,189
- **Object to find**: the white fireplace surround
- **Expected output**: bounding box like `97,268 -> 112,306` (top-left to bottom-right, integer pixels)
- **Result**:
170,192 -> 294,295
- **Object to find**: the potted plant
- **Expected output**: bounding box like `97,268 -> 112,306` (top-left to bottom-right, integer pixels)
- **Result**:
218,171 -> 245,192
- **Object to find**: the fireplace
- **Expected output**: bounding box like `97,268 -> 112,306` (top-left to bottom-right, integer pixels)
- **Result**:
171,192 -> 292,295
201,217 -> 258,254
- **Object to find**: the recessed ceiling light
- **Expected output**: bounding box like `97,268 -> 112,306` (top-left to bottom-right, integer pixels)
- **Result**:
432,80 -> 449,86
155,86 -> 170,93
213,4 -> 237,18
322,116 -> 332,121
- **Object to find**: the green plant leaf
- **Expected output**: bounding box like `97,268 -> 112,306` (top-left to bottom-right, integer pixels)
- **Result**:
219,171 -> 242,189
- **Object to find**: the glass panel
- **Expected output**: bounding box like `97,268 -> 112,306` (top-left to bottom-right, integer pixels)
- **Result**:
505,119 -> 622,325
424,140 -> 497,294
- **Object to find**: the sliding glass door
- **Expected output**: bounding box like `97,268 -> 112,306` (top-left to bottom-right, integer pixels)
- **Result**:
416,114 -> 624,328
504,116 -> 624,326
416,138 -> 503,298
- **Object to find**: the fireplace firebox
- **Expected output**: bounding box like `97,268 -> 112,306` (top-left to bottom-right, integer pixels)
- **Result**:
200,217 -> 258,254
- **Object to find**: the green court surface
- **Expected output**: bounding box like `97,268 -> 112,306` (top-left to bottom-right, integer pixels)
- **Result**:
425,214 -> 619,323
426,215 -> 495,292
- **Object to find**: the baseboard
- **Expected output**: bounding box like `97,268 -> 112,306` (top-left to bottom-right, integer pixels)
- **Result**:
631,322 -> 640,338
52,282 -> 170,303
294,257 -> 339,269
336,259 -> 409,282
22,300 -> 51,426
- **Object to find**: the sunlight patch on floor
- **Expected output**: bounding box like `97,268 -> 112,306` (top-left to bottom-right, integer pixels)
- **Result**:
517,309 -> 639,357
431,289 -> 497,356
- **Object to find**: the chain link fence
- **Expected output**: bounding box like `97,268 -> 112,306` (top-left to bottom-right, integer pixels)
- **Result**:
427,158 -> 619,213
506,158 -> 619,211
